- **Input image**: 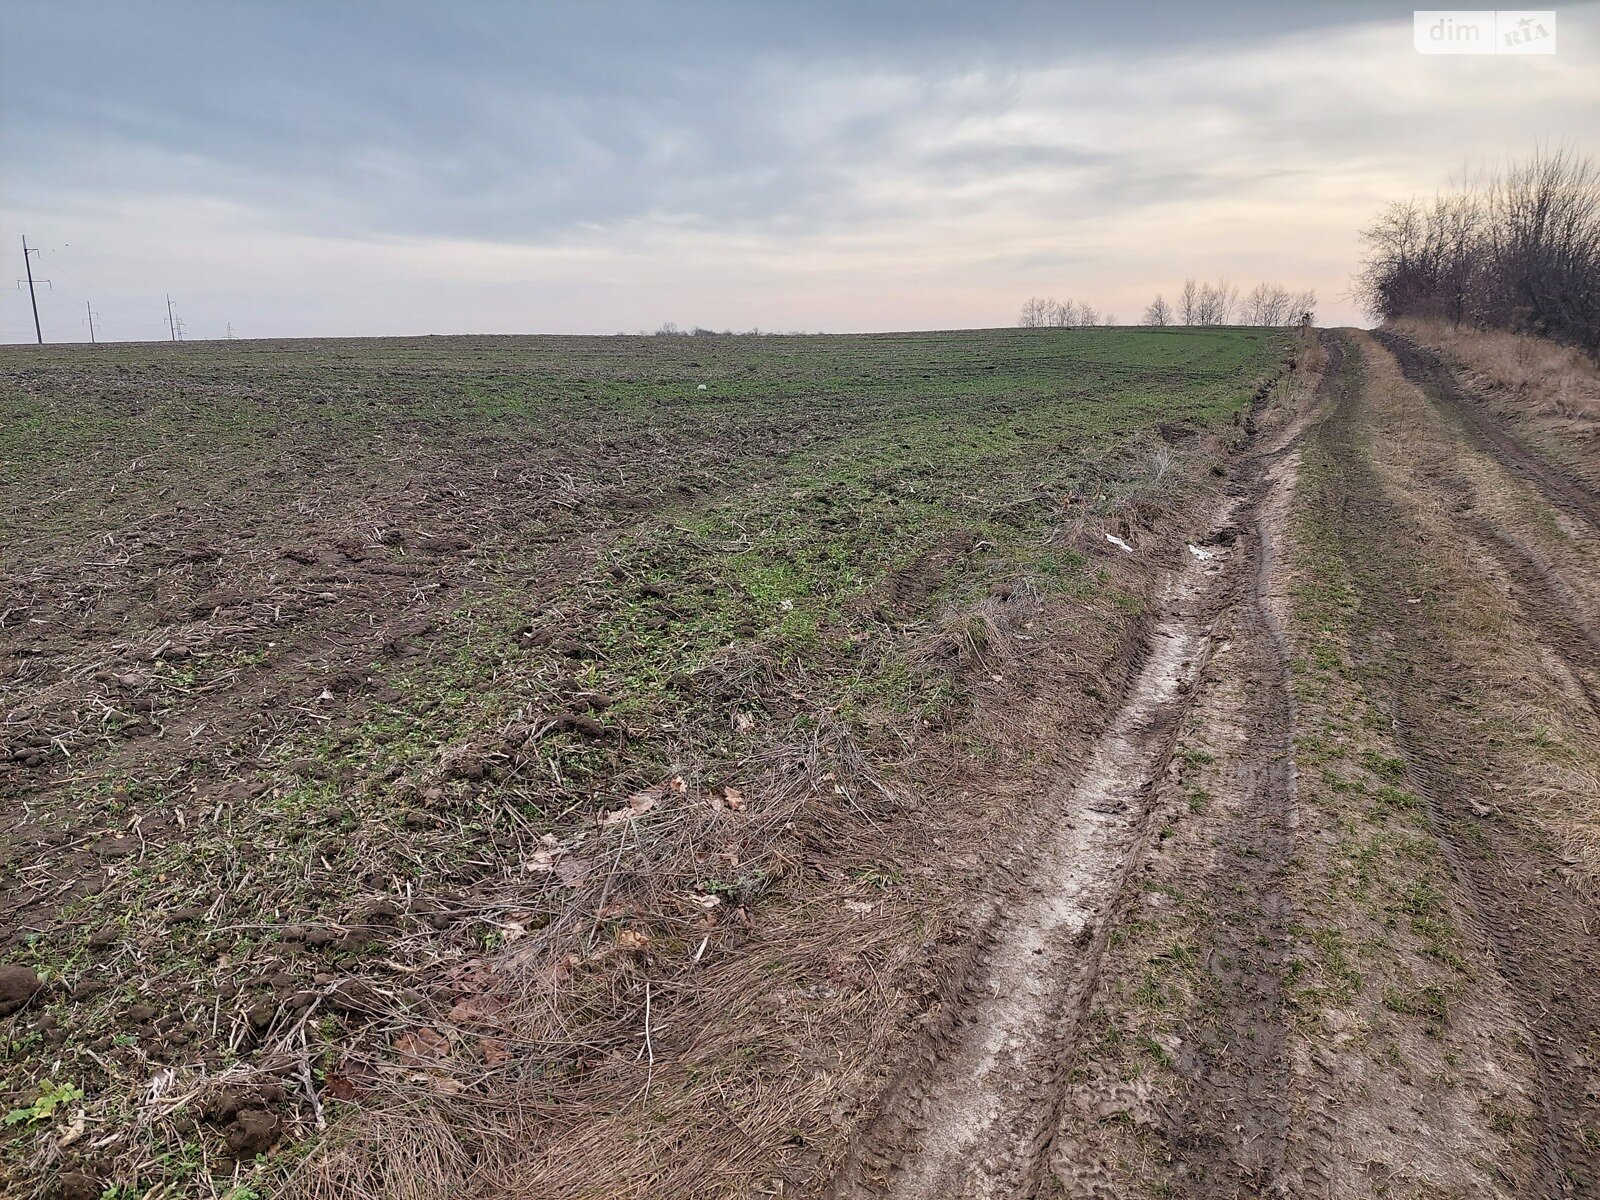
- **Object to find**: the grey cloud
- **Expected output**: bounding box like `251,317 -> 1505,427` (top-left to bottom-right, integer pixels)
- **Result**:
2,0 -> 1415,246
3,0 -> 1595,341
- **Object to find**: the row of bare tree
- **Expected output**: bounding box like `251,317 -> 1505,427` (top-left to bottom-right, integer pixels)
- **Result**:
1142,279 -> 1314,327
1017,297 -> 1117,328
1355,148 -> 1600,356
1020,282 -> 1312,330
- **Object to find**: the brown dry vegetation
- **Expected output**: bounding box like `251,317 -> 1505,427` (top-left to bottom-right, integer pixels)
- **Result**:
1392,316 -> 1600,489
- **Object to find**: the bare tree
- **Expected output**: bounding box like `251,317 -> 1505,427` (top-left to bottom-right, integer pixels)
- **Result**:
1196,278 -> 1238,325
1219,278 -> 1240,323
1018,297 -> 1052,327
1244,282 -> 1290,326
1141,296 -> 1172,326
1018,295 -> 1119,328
1244,282 -> 1272,326
1237,282 -> 1317,326
1180,278 -> 1199,325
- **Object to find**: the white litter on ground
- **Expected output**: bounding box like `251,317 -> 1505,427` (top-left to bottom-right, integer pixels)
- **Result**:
1105,533 -> 1134,554
1187,543 -> 1218,560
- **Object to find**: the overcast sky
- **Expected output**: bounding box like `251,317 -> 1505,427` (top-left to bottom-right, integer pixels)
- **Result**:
2,1 -> 1597,342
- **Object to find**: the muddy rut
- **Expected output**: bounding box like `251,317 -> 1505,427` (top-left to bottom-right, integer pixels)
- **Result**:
831,369 -> 1319,1199
1149,346 -> 1324,1198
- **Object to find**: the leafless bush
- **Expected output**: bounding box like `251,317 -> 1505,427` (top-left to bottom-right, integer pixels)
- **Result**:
1357,148 -> 1600,356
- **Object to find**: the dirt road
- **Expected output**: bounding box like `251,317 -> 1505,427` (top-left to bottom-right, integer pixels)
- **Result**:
831,329 -> 1600,1199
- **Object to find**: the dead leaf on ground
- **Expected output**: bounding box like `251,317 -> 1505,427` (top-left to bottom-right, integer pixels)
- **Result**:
617,928 -> 651,951
323,1076 -> 359,1102
447,959 -> 496,993
555,856 -> 591,888
601,793 -> 656,825
722,786 -> 746,811
734,711 -> 756,733
526,848 -> 556,873
448,994 -> 505,1026
55,1112 -> 86,1149
600,776 -> 685,825
393,1026 -> 452,1066
478,1036 -> 513,1067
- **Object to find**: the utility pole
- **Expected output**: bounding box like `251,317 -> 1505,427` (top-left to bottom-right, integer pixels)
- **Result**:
19,236 -> 47,344
225,322 -> 235,340
166,294 -> 177,342
86,301 -> 97,344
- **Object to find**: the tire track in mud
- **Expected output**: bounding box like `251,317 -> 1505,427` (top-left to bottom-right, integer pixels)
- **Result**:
1374,331 -> 1600,721
1374,331 -> 1600,532
1318,332 -> 1600,1198
1150,342 -> 1329,1199
1430,481 -> 1600,720
830,577 -> 1225,1199
830,374 -> 1317,1200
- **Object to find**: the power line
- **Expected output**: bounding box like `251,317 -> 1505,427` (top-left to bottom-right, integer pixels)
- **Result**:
18,236 -> 48,344
43,254 -> 168,315
9,241 -> 202,346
